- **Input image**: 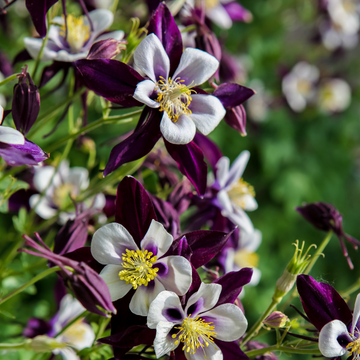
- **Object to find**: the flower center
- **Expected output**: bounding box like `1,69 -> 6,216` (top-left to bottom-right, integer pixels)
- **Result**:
60,320 -> 89,347
52,183 -> 77,208
227,178 -> 255,209
346,333 -> 360,360
60,15 -> 90,53
172,315 -> 217,355
119,249 -> 158,289
296,79 -> 311,96
234,249 -> 259,268
155,76 -> 195,122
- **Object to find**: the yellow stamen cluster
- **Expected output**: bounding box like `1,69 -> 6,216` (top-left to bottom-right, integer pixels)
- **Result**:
227,178 -> 256,209
119,249 -> 158,289
172,315 -> 217,356
234,249 -> 259,268
60,15 -> 90,53
346,332 -> 360,360
61,320 -> 88,345
52,183 -> 76,208
155,76 -> 195,122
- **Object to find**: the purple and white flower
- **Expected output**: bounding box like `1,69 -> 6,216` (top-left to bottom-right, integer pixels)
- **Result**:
212,151 -> 257,233
24,9 -> 124,63
133,33 -> 226,145
147,282 -> 248,360
91,219 -> 192,316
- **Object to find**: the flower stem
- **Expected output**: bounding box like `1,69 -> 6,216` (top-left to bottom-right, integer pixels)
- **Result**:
245,345 -> 321,358
340,277 -> 360,298
0,73 -> 18,87
0,341 -> 31,350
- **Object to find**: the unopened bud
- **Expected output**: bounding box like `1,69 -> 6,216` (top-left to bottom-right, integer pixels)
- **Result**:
79,136 -> 96,152
87,39 -> 126,60
263,311 -> 289,328
29,336 -> 66,352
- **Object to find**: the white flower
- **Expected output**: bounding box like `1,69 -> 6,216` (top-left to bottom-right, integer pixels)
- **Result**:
24,9 -> 124,62
147,283 -> 248,360
29,160 -> 105,220
213,151 -> 257,233
317,78 -> 351,113
282,62 -> 319,112
318,293 -> 360,359
133,33 -> 226,145
90,219 -> 192,316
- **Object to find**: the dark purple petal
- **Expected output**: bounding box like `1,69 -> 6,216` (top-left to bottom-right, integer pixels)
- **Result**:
0,139 -> 49,166
182,229 -> 233,269
8,189 -> 36,212
215,339 -> 250,360
64,247 -> 104,273
195,28 -> 222,63
213,83 -> 255,109
115,176 -> 157,244
214,268 -> 253,306
219,51 -> 244,83
103,194 -> 116,218
296,274 -> 352,331
164,235 -> 192,261
23,318 -> 52,338
87,39 -> 126,60
39,61 -> 70,88
148,3 -> 183,73
0,51 -> 12,77
168,178 -> 192,214
224,105 -> 247,136
103,110 -> 162,176
193,133 -> 222,172
25,0 -> 58,37
75,59 -> 144,107
223,2 -> 252,23
165,140 -> 207,196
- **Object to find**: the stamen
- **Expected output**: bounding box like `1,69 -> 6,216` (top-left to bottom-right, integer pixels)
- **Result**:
119,249 -> 158,289
155,76 -> 196,122
227,178 -> 256,209
172,315 -> 217,356
60,14 -> 90,53
346,331 -> 360,360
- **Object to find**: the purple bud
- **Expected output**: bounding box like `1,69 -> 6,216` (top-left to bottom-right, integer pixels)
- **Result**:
12,67 -> 40,135
87,39 -> 127,60
224,105 -> 247,136
263,311 -> 289,328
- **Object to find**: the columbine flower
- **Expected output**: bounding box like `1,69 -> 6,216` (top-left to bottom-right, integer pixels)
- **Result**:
147,282 -> 248,360
212,151 -> 257,233
282,62 -> 319,112
132,33 -> 226,144
317,78 -> 351,113
24,9 -> 124,62
297,275 -> 359,359
91,219 -> 192,316
29,160 -> 105,221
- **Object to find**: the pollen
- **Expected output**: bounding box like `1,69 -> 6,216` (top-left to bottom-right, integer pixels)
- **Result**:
118,249 -> 158,289
155,76 -> 195,122
227,178 -> 256,209
172,315 -> 217,356
346,332 -> 360,360
60,15 -> 90,53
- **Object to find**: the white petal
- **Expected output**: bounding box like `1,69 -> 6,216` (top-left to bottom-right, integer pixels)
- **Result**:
58,348 -> 79,360
156,256 -> 192,295
0,127 -> 25,145
217,190 -> 233,213
221,207 -> 254,233
54,50 -> 88,62
99,264 -> 132,301
0,105 -> 3,123
133,80 -> 160,108
186,342 -> 222,360
185,283 -> 222,317
154,321 -> 178,358
29,195 -> 57,219
87,9 -> 114,38
134,33 -> 170,82
206,4 -> 232,29
202,303 -> 247,341
160,112 -> 196,145
172,48 -> 219,86
147,290 -> 184,328
352,293 -> 360,333
24,37 -> 58,61
215,157 -> 230,188
225,150 -> 250,188
319,320 -> 349,358
92,193 -> 106,210
140,220 -> 173,257
67,167 -> 89,191
189,95 -> 225,135
91,223 -> 137,265
94,30 -> 125,42
48,25 -> 65,48
248,267 -> 261,286
241,194 -> 258,211
239,228 -> 262,253
59,322 -> 95,349
129,279 -> 165,316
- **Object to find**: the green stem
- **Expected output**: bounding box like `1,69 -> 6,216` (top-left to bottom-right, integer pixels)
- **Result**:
94,316 -> 111,342
242,298 -> 279,345
0,266 -> 70,306
0,341 -> 31,350
245,345 -> 321,358
340,277 -> 360,297
0,73 -> 18,87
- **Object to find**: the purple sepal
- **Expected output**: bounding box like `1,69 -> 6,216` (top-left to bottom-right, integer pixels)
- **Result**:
213,83 -> 255,109
0,139 -> 49,166
87,39 -> 126,60
23,318 -> 51,338
223,2 -> 252,23
168,178 -> 192,214
21,234 -> 116,316
115,176 -> 157,243
39,61 -> 71,88
194,133 -> 222,172
148,3 -> 183,73
8,189 -> 36,212
297,274 -> 352,331
103,110 -> 162,176
224,105 -> 247,136
219,51 -> 244,83
103,194 -> 116,218
25,0 -> 58,37
215,339 -> 250,360
166,235 -> 192,261
12,68 -> 40,135
64,247 -> 104,274
75,59 -> 144,107
165,140 -> 207,196
214,268 -> 253,306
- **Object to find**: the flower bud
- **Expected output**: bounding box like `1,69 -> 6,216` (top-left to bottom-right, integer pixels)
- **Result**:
87,39 -> 127,60
263,311 -> 289,328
